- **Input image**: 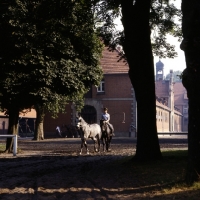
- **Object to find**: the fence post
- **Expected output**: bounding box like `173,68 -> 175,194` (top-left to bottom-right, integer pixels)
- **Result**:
13,135 -> 18,156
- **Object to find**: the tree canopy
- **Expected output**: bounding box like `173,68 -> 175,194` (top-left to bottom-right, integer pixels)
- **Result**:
94,0 -> 182,59
0,0 -> 103,115
0,0 -> 103,146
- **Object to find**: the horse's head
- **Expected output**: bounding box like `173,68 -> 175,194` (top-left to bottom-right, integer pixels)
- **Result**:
75,116 -> 82,129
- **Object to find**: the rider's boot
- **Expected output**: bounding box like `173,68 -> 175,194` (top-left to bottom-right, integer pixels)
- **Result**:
110,128 -> 115,136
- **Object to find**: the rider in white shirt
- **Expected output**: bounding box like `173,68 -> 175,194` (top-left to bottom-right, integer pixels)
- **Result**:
101,107 -> 114,136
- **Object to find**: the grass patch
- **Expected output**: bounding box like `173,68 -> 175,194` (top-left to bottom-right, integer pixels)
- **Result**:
162,149 -> 188,157
0,143 -> 21,153
0,143 -> 6,152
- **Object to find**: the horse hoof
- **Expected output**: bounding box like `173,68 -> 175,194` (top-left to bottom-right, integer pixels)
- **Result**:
80,152 -> 82,155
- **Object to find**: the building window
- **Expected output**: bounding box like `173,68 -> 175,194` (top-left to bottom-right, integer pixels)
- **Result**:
183,105 -> 188,114
165,113 -> 168,122
97,81 -> 105,92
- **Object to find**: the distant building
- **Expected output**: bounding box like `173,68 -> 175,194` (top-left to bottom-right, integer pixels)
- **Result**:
43,54 -> 184,137
44,46 -> 136,137
174,82 -> 188,131
0,109 -> 36,135
0,53 -> 186,137
155,60 -> 188,132
156,60 -> 165,81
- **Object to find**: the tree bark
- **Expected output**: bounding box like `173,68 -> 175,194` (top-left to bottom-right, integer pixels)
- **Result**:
5,106 -> 19,153
121,0 -> 162,160
181,0 -> 200,184
33,104 -> 45,141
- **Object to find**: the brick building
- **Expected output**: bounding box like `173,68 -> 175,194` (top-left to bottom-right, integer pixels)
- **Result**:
155,60 -> 186,132
44,46 -> 136,137
0,109 -> 36,136
0,50 -> 184,136
43,49 -> 183,137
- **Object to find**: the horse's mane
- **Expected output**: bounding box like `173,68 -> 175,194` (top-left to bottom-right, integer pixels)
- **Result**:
80,116 -> 89,126
80,116 -> 94,127
80,116 -> 86,123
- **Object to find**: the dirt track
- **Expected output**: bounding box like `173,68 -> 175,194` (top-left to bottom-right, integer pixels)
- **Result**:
0,136 -> 188,200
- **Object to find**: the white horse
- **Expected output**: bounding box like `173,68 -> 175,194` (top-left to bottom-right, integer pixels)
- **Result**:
76,115 -> 102,155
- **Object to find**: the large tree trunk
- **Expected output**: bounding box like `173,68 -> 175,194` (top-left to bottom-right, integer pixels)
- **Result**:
181,0 -> 200,184
121,0 -> 162,160
33,104 -> 45,141
5,106 -> 19,153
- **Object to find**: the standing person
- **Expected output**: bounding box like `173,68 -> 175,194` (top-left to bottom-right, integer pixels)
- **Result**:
101,107 -> 114,136
56,126 -> 62,137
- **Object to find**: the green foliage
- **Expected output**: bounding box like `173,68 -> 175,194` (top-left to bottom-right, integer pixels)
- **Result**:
150,0 -> 182,58
94,0 -> 121,47
93,0 -> 181,59
0,0 -> 103,115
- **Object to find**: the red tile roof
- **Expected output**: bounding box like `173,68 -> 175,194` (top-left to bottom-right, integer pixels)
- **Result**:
155,80 -> 169,98
100,46 -> 129,74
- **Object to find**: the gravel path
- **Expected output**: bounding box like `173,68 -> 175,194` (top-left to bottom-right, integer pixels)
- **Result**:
0,136 -> 188,200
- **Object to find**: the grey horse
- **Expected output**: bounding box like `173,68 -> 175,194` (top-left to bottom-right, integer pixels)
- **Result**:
76,116 -> 102,155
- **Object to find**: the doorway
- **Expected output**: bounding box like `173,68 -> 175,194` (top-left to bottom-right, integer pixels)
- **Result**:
81,105 -> 97,124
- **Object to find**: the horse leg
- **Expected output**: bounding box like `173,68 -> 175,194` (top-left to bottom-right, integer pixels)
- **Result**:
101,132 -> 106,152
84,139 -> 89,155
106,136 -> 108,151
97,135 -> 101,153
101,136 -> 105,152
80,138 -> 89,155
93,138 -> 98,152
103,140 -> 106,152
108,136 -> 112,151
80,138 -> 84,155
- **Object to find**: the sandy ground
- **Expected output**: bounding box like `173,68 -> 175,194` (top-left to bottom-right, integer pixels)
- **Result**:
0,136 -> 188,200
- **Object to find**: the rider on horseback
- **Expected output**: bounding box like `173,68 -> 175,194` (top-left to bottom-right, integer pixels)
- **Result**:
101,107 -> 115,136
